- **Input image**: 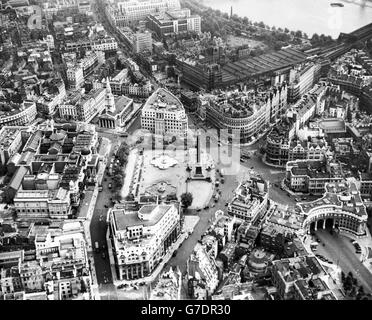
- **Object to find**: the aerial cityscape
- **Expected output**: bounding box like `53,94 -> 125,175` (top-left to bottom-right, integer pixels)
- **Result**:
0,0 -> 372,302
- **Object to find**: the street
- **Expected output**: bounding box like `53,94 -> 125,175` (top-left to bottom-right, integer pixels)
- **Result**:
315,229 -> 372,293
89,131 -> 125,299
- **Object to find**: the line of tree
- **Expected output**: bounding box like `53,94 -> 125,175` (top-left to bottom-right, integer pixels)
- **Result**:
341,271 -> 371,300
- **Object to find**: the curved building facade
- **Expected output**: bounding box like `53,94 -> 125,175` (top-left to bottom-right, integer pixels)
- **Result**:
0,101 -> 37,127
206,85 -> 287,143
298,181 -> 367,236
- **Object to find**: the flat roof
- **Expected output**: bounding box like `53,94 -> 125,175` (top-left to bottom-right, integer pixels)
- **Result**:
143,88 -> 184,112
113,204 -> 172,229
222,47 -> 309,80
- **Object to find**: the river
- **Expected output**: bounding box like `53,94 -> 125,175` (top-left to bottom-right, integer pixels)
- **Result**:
202,0 -> 372,38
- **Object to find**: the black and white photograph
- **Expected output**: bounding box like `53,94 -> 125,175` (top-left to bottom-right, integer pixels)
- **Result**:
0,0 -> 372,312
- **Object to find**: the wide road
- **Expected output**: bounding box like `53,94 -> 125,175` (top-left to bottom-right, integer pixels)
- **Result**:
166,116 -> 296,278
315,229 -> 372,293
89,131 -> 124,299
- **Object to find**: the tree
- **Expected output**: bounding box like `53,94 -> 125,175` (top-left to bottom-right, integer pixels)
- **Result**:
112,174 -> 124,190
284,27 -> 290,33
0,162 -> 7,176
295,30 -> 303,38
117,142 -> 130,166
346,107 -> 353,123
181,192 -> 193,209
125,193 -> 135,201
311,33 -> 320,43
2,186 -> 14,204
80,279 -> 87,293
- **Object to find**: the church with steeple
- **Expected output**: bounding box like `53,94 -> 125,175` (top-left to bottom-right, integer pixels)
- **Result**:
98,77 -> 134,129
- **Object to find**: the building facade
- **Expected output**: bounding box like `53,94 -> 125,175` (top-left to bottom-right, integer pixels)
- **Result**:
109,203 -> 180,280
141,88 -> 188,136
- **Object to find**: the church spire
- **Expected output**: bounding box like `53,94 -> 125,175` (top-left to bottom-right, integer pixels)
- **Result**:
106,77 -> 112,95
105,77 -> 115,113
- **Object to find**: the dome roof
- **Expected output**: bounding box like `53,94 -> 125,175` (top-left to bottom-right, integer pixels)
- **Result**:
50,132 -> 66,141
81,147 -> 91,156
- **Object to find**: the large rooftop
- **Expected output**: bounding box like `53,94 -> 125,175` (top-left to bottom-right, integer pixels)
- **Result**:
222,47 -> 309,81
143,88 -> 184,112
298,182 -> 367,217
0,127 -> 22,150
112,204 -> 173,229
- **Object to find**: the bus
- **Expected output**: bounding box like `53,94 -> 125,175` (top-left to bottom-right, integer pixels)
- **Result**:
95,242 -> 100,253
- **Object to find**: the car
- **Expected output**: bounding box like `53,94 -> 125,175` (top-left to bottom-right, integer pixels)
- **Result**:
101,252 -> 106,259
316,238 -> 321,243
104,205 -> 108,208
204,206 -> 210,209
225,203 -> 228,206
197,209 -> 202,212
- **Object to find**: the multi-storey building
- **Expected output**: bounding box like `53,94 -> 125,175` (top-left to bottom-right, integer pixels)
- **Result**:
228,175 -> 269,222
288,137 -> 329,162
285,158 -> 343,195
107,0 -> 181,27
175,59 -> 223,91
0,220 -> 94,300
109,202 -> 180,280
14,188 -> 72,220
328,72 -> 366,97
35,80 -> 66,116
287,84 -> 327,136
0,127 -> 24,165
206,84 -> 287,143
141,88 -> 188,136
65,88 -> 106,123
287,62 -> 321,103
64,37 -> 118,53
187,242 -> 219,297
78,51 -> 99,78
0,101 -> 37,128
299,181 -> 368,236
120,28 -> 153,54
66,66 -> 84,90
265,119 -> 295,166
359,172 -> 372,200
271,255 -> 334,300
147,8 -> 201,38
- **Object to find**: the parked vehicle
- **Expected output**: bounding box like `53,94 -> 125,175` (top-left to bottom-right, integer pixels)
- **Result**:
95,242 -> 99,253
